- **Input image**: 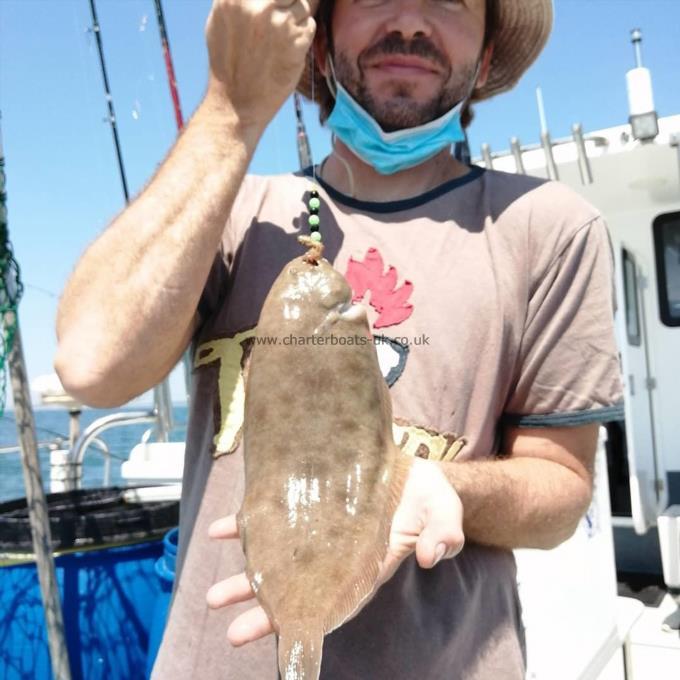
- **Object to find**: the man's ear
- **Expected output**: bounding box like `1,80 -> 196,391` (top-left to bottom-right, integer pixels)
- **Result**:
313,22 -> 329,77
475,42 -> 494,89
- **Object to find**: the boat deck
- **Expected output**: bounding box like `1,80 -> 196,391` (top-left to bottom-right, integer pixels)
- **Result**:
597,594 -> 680,679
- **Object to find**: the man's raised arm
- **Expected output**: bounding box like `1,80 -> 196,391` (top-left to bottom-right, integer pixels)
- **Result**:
54,0 -> 317,407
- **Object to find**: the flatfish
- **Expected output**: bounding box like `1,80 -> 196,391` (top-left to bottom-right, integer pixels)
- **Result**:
240,250 -> 412,679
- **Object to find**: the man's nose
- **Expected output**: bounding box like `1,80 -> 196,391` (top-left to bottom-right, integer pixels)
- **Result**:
382,0 -> 433,40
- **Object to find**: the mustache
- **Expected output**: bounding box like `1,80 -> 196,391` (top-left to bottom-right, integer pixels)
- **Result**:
359,33 -> 449,71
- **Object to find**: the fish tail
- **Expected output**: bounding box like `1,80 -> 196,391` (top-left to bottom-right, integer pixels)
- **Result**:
278,623 -> 324,680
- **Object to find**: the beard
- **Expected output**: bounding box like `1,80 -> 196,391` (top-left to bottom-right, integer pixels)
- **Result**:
333,34 -> 477,133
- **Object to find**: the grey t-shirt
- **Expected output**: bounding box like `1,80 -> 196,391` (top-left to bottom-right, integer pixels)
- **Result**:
151,167 -> 623,680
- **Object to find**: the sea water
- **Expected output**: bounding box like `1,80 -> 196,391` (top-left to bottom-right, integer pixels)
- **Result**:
0,405 -> 188,503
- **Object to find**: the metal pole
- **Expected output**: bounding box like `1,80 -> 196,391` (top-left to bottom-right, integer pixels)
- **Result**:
510,137 -> 525,174
73,410 -> 157,466
536,88 -> 559,180
572,123 -> 593,185
536,87 -> 548,135
481,143 -> 493,169
0,115 -> 72,679
88,0 -> 129,202
541,131 -> 559,181
153,380 -> 174,442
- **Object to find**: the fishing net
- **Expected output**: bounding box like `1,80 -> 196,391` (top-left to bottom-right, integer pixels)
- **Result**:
0,143 -> 24,419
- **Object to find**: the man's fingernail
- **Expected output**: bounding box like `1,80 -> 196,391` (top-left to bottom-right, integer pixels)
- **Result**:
434,543 -> 447,565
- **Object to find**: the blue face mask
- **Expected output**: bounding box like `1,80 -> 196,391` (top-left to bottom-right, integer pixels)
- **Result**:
325,59 -> 471,175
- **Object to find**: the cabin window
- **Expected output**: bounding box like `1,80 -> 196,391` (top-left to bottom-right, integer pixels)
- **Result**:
622,249 -> 641,346
653,211 -> 680,327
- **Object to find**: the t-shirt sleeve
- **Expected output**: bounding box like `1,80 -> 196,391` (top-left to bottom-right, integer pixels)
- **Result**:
195,175 -> 264,325
502,215 -> 625,428
196,244 -> 229,323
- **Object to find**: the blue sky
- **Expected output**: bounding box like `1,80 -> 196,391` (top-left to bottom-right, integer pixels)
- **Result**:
1,0 -> 679,408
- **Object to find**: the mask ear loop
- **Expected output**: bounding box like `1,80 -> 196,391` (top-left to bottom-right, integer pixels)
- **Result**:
327,135 -> 356,197
323,54 -> 356,197
325,54 -> 338,98
448,59 -> 482,163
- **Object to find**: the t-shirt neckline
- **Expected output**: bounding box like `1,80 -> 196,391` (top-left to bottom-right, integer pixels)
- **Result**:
302,164 -> 485,214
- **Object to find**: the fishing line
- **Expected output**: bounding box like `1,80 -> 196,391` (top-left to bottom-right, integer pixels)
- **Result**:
24,283 -> 58,299
0,415 -> 135,464
295,35 -> 324,263
311,50 -> 317,184
133,4 -> 163,127
1,415 -> 66,442
70,1 -> 110,186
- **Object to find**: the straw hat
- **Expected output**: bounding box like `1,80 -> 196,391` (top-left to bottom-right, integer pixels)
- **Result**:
297,0 -> 553,104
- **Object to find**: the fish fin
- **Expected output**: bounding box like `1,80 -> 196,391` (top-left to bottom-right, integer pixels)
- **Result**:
323,450 -> 413,634
278,622 -> 324,680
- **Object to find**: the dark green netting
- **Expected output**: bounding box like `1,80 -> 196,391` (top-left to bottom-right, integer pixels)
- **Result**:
0,150 -> 24,418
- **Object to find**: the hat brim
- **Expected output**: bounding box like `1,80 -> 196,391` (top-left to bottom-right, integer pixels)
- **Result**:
297,0 -> 553,105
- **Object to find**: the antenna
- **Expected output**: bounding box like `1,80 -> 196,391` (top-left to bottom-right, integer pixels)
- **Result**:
626,28 -> 659,142
536,87 -> 558,180
536,87 -> 548,136
631,28 -> 643,68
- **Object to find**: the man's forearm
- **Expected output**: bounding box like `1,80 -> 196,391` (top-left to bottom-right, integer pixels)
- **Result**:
56,88 -> 262,406
439,456 -> 592,551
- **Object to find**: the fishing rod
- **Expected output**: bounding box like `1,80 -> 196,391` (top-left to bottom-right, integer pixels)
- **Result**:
153,0 -> 311,173
84,0 -> 176,431
294,93 -> 313,171
87,0 -> 130,203
153,0 -> 184,131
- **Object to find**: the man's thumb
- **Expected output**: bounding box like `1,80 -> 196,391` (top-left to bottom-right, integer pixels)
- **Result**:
414,493 -> 464,568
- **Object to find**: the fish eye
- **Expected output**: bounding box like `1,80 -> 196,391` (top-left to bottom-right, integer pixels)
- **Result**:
319,281 -> 350,309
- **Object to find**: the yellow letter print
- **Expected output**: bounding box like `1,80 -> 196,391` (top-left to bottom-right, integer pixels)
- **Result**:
196,328 -> 465,462
195,328 -> 256,457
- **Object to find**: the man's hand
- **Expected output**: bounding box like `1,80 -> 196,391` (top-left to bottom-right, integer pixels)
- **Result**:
206,0 -> 318,128
205,457 -> 464,646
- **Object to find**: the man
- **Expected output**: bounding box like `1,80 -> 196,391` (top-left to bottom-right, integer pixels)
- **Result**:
55,0 -> 624,677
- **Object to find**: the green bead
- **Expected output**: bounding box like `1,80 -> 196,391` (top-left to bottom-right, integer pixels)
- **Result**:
310,231 -> 322,242
310,223 -> 320,232
308,214 -> 320,227
308,197 -> 321,210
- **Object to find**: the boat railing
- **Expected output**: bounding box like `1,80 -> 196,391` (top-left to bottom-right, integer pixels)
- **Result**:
0,435 -> 110,468
1,435 -> 112,491
473,133 -> 610,163
70,372 -> 177,468
0,441 -> 56,454
70,409 -> 158,468
473,126 -> 611,186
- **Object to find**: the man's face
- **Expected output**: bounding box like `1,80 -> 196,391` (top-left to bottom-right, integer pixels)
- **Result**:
326,0 -> 487,132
